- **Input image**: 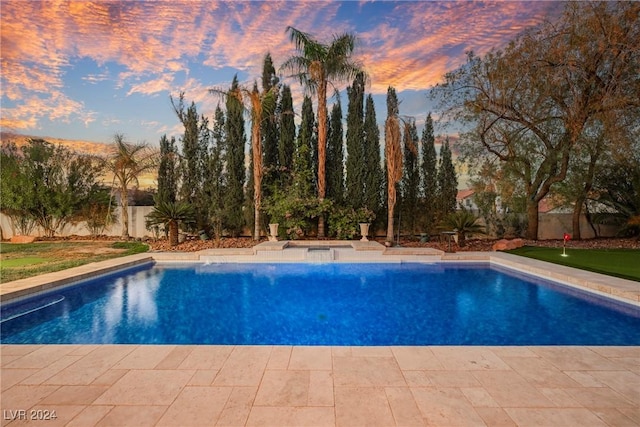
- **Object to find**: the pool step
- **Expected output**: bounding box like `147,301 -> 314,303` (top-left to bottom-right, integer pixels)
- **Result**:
306,247 -> 334,262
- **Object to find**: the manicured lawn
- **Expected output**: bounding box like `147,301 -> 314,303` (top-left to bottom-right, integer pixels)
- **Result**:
0,241 -> 148,283
508,246 -> 640,281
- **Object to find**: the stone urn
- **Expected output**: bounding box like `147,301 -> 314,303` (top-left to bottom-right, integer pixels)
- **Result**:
359,223 -> 370,242
268,223 -> 279,241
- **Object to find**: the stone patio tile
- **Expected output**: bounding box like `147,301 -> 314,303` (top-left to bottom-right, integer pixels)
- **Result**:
474,407 -> 517,426
40,385 -> 108,405
461,387 -> 500,407
178,346 -> 233,370
350,346 -> 393,357
19,356 -> 82,385
411,386 -> 486,426
187,369 -> 218,386
531,347 -> 624,371
391,347 -> 443,370
592,408 -> 640,427
423,370 -> 482,388
588,346 -> 640,358
155,345 -> 195,369
617,406 -> 640,424
289,346 -> 332,370
562,386 -> 636,408
587,370 -> 640,403
254,370 -> 309,406
334,387 -> 395,427
564,370 -> 607,387
538,388 -> 582,407
308,370 -> 334,406
246,406 -> 335,427
385,386 -> 426,426
401,370 -> 433,387
266,346 -> 291,370
0,345 -> 41,356
213,346 -> 271,386
490,347 -> 539,358
331,346 -> 352,357
112,345 -> 176,369
68,345 -> 99,356
5,345 -> 78,369
1,384 -> 60,411
93,369 -> 194,406
472,371 -> 555,408
333,356 -> 405,387
156,386 -> 232,426
44,346 -> 135,385
501,356 -> 581,387
66,405 -> 113,427
7,405 -> 85,427
431,347 -> 511,371
1,355 -> 21,365
504,408 -> 608,426
0,369 -> 38,390
215,386 -> 257,427
95,405 -> 167,427
90,369 -> 128,386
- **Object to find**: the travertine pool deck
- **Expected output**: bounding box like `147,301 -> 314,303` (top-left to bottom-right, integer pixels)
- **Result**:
1,244 -> 639,426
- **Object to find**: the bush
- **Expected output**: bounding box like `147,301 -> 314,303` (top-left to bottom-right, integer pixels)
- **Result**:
329,206 -> 375,240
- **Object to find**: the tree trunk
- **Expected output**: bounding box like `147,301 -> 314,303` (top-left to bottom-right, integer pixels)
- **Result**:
169,221 -> 178,247
525,199 -> 539,240
386,197 -> 395,243
571,197 -> 585,240
316,80 -> 328,238
120,187 -> 129,239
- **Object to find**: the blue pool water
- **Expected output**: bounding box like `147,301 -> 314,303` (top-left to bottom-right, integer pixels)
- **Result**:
2,262 -> 639,345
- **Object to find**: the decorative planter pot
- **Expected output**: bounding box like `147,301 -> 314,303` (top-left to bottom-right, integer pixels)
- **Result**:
269,223 -> 279,241
359,223 -> 370,242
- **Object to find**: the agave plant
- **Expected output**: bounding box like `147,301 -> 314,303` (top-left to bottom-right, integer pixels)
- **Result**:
145,201 -> 195,247
440,210 -> 485,247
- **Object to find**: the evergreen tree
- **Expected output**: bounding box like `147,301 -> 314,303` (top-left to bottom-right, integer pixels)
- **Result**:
208,105 -> 226,240
224,75 -> 247,236
278,84 -> 296,187
401,120 -> 420,236
157,134 -> 178,205
362,94 -> 383,221
437,138 -> 458,220
170,96 -> 200,204
345,73 -> 365,208
420,113 -> 438,233
293,95 -> 316,197
261,53 -> 280,190
326,96 -> 344,204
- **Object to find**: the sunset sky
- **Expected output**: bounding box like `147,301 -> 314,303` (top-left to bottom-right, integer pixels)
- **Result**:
1,1 -> 565,146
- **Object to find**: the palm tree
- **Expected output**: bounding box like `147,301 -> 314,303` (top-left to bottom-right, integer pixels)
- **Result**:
440,210 -> 486,247
282,26 -> 366,238
105,134 -> 157,239
145,200 -> 195,247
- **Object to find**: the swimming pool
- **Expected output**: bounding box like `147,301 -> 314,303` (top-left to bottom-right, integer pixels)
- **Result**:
2,262 -> 639,345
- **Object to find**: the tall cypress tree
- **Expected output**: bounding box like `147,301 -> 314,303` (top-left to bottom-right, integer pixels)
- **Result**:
261,53 -> 280,190
437,138 -> 458,220
293,95 -> 315,197
157,134 -> 178,205
326,97 -> 344,204
208,105 -> 226,239
345,73 -> 365,208
420,113 -> 438,233
278,84 -> 295,188
224,75 -> 246,236
401,120 -> 420,236
362,94 -> 383,220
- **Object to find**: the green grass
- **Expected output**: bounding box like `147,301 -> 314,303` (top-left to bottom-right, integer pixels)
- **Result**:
507,246 -> 640,281
1,241 -> 149,283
